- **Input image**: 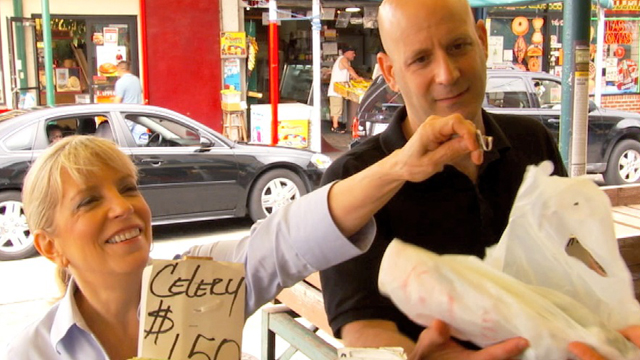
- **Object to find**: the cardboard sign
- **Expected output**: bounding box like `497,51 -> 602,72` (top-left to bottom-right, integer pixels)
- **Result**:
138,258 -> 246,360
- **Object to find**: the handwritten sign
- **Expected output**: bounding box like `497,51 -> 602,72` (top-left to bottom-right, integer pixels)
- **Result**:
138,258 -> 246,360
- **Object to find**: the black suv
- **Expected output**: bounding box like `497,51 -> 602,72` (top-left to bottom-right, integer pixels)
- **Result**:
351,70 -> 640,185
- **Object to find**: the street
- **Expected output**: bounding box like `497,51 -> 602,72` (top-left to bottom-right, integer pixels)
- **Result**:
0,217 -> 288,358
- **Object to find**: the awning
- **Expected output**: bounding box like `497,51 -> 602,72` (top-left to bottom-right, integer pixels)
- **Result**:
469,0 -> 613,8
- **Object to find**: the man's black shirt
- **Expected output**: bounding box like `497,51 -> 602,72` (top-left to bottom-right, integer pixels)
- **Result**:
319,107 -> 567,341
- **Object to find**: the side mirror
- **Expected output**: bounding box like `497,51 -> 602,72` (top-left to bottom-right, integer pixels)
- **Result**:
196,136 -> 214,152
588,100 -> 598,113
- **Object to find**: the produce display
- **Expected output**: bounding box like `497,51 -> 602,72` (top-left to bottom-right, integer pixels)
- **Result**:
333,79 -> 372,103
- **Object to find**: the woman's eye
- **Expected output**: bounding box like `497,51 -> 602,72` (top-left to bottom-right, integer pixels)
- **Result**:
77,196 -> 98,209
121,183 -> 140,194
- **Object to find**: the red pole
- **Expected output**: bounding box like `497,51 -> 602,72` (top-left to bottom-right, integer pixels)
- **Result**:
139,0 -> 149,104
268,1 -> 279,146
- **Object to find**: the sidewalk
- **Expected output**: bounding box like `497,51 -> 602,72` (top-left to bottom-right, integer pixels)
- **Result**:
320,119 -> 352,160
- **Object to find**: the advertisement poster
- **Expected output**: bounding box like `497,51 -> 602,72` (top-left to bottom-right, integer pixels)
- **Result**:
221,32 -> 247,58
223,58 -> 241,91
96,45 -> 127,76
488,36 -> 504,66
103,27 -> 118,46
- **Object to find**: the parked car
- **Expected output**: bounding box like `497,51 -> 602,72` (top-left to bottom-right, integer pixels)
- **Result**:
351,70 -> 640,186
0,104 -> 331,260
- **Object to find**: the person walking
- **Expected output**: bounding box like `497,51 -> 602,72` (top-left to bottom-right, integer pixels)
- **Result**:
114,60 -> 142,104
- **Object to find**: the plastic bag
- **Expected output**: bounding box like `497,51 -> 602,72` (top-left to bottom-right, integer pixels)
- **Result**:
378,161 -> 640,359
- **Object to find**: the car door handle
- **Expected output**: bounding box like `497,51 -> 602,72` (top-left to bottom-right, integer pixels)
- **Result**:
547,118 -> 560,124
141,158 -> 164,166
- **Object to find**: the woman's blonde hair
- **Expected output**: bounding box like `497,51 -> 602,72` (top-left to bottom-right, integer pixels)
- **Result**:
23,135 -> 137,233
22,135 -> 138,293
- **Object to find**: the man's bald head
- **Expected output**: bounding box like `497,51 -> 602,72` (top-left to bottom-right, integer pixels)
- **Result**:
375,0 -> 489,134
378,0 -> 476,57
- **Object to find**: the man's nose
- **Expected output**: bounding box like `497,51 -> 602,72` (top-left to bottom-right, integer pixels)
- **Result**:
433,52 -> 460,85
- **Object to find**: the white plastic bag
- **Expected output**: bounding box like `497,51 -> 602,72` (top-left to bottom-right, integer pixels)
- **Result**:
378,161 -> 640,359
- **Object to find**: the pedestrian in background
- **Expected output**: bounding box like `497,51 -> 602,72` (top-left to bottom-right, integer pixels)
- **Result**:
114,60 -> 142,104
327,46 -> 363,133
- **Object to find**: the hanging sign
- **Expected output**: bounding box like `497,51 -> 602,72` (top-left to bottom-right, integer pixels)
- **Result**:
221,32 -> 248,58
103,27 -> 118,46
138,258 -> 246,360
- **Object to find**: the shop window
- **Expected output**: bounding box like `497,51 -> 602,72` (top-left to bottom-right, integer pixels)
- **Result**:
533,79 -> 562,109
601,19 -> 640,94
486,76 -> 530,108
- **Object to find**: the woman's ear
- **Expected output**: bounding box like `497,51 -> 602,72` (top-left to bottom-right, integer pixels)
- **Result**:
34,230 -> 68,267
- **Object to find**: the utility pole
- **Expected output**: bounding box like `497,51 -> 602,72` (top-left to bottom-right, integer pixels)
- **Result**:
560,0 -> 591,177
41,0 -> 54,106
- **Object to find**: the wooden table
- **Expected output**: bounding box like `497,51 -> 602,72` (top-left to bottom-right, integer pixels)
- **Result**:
603,185 -> 640,300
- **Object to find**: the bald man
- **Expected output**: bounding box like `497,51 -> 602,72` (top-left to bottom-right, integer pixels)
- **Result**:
318,0 -> 567,358
318,1 -> 640,359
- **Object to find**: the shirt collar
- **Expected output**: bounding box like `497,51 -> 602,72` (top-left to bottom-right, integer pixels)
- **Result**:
50,278 -> 89,353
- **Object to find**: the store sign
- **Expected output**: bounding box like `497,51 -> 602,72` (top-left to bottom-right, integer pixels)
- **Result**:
612,0 -> 640,11
605,20 -> 634,45
220,32 -> 247,58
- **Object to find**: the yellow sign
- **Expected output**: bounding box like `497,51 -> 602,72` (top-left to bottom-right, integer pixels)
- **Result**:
278,120 -> 309,149
221,32 -> 248,58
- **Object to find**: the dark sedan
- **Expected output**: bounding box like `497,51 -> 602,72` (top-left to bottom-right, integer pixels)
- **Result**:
352,70 -> 640,185
0,104 -> 331,260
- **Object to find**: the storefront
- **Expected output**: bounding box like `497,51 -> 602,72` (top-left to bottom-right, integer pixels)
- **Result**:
0,0 -> 224,131
0,0 -> 140,109
243,4 -> 382,108
486,1 -> 640,113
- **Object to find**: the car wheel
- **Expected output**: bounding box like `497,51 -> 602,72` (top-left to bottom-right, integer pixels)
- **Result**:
248,169 -> 307,222
0,191 -> 36,261
604,139 -> 640,185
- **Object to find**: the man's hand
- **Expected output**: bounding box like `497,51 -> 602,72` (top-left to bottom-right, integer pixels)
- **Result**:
394,114 -> 483,183
568,325 -> 640,360
409,320 -> 529,360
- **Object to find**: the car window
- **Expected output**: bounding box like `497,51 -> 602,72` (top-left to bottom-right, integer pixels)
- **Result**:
32,116 -> 111,150
4,123 -> 37,151
358,76 -> 404,122
123,114 -> 201,147
533,79 -> 562,109
486,76 -> 530,108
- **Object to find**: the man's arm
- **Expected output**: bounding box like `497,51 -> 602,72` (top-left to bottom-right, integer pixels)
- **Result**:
328,114 -> 482,236
340,56 -> 363,81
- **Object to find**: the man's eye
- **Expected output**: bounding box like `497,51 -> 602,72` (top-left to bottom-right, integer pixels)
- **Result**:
450,42 -> 471,53
411,56 -> 427,65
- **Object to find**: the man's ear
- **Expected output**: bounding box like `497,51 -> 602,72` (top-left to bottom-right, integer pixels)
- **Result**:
377,52 -> 399,92
34,230 -> 68,267
476,19 -> 489,59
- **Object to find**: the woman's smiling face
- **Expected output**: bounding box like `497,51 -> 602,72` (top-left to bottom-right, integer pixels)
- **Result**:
47,165 -> 152,277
